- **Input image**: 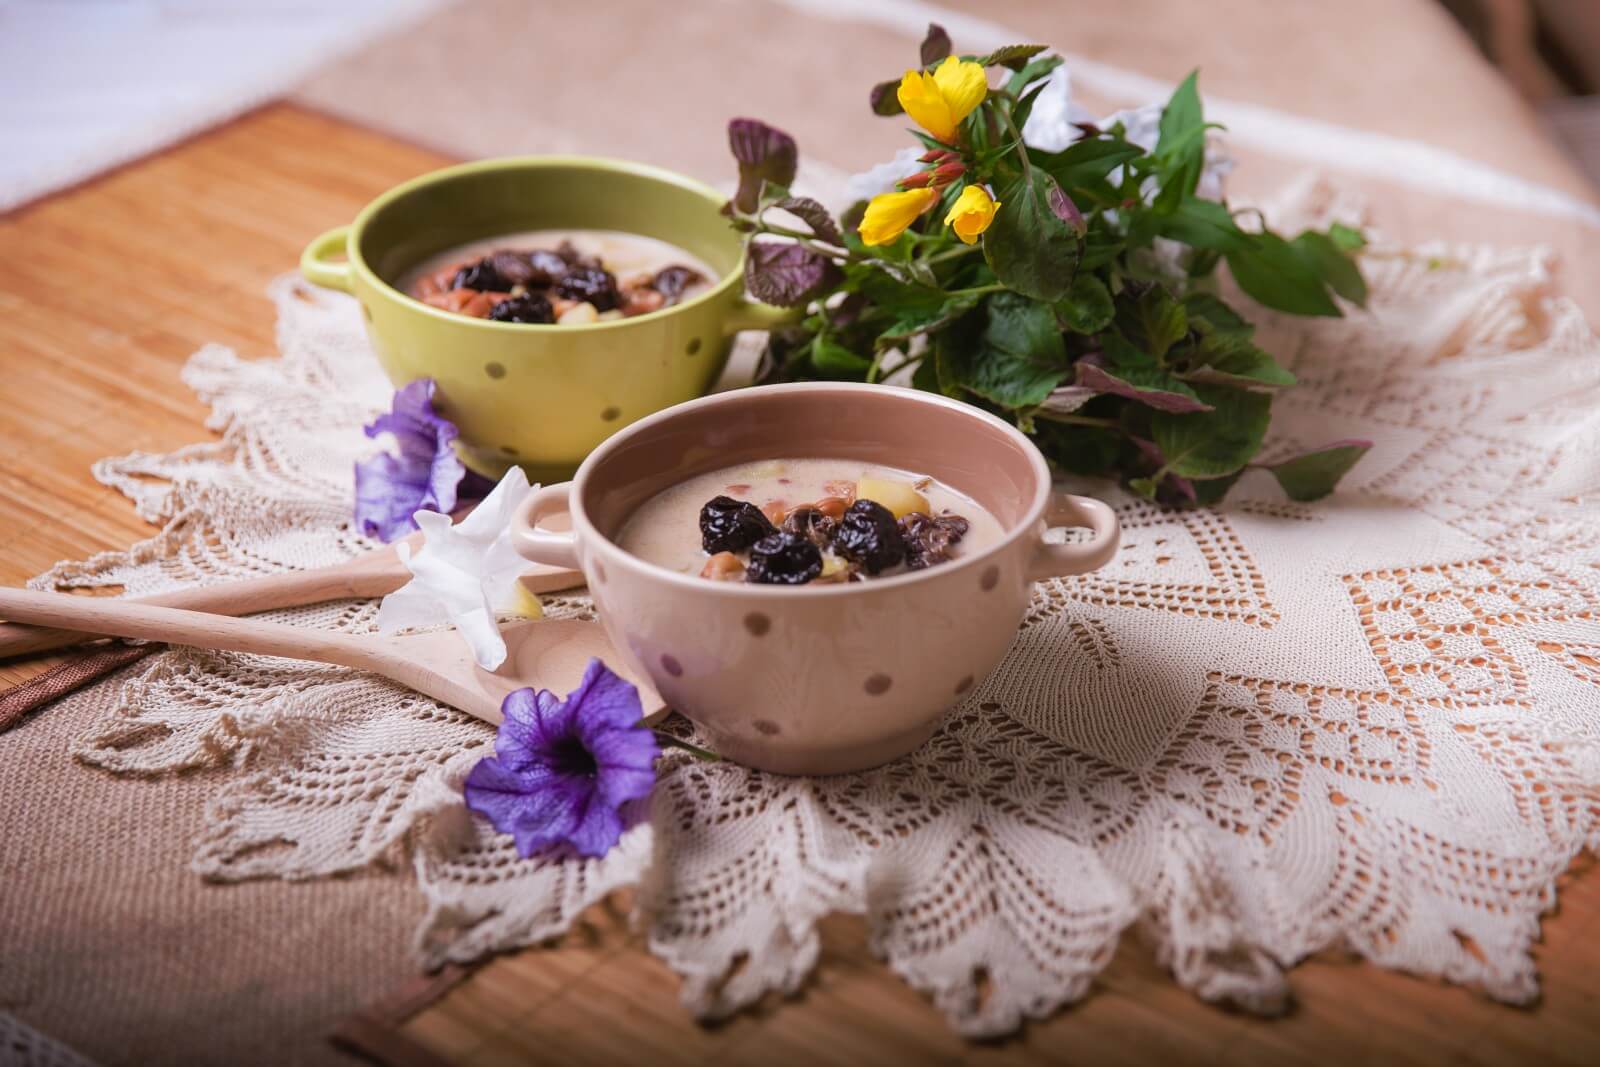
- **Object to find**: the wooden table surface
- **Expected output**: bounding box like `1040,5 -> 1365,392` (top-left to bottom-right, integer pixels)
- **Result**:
3,104 -> 1598,1065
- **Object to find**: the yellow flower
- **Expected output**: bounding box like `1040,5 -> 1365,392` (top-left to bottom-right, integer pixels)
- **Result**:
858,187 -> 939,246
896,56 -> 988,144
944,184 -> 1000,244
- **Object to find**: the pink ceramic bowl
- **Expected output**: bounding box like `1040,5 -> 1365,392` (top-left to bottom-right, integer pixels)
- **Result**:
512,383 -> 1120,775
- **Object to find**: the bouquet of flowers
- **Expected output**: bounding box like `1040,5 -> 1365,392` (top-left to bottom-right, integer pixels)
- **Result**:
724,26 -> 1370,505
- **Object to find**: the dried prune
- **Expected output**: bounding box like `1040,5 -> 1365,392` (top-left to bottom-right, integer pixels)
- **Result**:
554,266 -> 620,311
832,499 -> 906,574
489,252 -> 536,287
699,495 -> 776,553
525,249 -> 569,286
782,506 -> 836,548
488,293 -> 555,324
746,532 -> 822,585
452,258 -> 511,292
899,511 -> 970,569
555,240 -> 600,269
653,264 -> 706,304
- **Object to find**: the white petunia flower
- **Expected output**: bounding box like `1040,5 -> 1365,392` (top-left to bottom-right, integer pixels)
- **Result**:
376,466 -> 541,671
1020,65 -> 1095,153
844,146 -> 925,203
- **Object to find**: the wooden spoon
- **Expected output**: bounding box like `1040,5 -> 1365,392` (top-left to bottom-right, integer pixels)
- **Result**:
0,531 -> 585,660
0,589 -> 654,724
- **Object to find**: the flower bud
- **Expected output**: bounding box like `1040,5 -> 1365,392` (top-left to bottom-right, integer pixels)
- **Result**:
930,161 -> 967,186
918,148 -> 946,163
897,170 -> 934,189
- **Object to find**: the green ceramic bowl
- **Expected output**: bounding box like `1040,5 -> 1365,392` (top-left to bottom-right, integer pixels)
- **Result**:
299,156 -> 794,481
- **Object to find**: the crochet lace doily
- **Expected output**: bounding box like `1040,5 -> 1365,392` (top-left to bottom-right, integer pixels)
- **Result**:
33,179 -> 1600,1037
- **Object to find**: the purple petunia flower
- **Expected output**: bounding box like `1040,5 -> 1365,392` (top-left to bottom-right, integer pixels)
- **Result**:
354,379 -> 468,542
464,659 -> 661,859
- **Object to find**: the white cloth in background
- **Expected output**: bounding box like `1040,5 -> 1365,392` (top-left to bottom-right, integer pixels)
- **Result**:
0,0 -> 442,212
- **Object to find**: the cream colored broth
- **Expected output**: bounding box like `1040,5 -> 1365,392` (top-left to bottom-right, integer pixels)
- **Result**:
616,458 -> 1004,582
398,228 -> 717,295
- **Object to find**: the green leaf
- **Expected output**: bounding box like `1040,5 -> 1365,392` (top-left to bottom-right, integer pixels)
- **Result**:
1011,77 -> 1052,134
1291,231 -> 1368,307
1031,420 -> 1123,478
1190,471 -> 1243,505
982,172 -> 1083,302
876,293 -> 980,346
1150,384 -> 1271,478
1054,274 -> 1114,334
978,44 -> 1049,70
1328,222 -> 1366,253
944,292 -> 1069,407
1261,440 -> 1371,501
1034,137 -> 1144,193
1225,232 -> 1341,317
1117,287 -> 1188,361
1006,55 -> 1065,96
1182,331 -> 1296,388
1153,71 -> 1204,210
1182,292 -> 1252,337
1157,197 -> 1253,253
811,337 -> 872,378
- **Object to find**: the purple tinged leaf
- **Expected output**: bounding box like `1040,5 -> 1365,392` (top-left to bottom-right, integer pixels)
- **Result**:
1074,353 -> 1214,414
920,23 -> 952,67
744,241 -> 842,308
774,195 -> 843,245
1038,385 -> 1096,415
1129,437 -> 1201,505
870,78 -> 904,117
1045,176 -> 1085,235
1129,435 -> 1165,468
728,118 -> 798,213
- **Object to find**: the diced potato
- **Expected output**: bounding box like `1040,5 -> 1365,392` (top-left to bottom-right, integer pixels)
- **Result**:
855,475 -> 927,519
558,301 -> 599,325
819,554 -> 850,580
700,551 -> 745,581
597,308 -> 625,322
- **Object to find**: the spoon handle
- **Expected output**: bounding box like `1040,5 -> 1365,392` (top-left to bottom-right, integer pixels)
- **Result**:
0,551 -> 582,659
0,588 -> 381,673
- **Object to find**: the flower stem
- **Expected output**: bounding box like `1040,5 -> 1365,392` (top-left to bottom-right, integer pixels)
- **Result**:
1035,412 -> 1121,429
921,244 -> 981,266
654,732 -> 721,762
998,102 -> 1032,184
751,222 -> 852,260
944,282 -> 1008,299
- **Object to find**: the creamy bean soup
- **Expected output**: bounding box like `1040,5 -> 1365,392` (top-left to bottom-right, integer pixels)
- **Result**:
400,229 -> 715,325
616,459 -> 1004,585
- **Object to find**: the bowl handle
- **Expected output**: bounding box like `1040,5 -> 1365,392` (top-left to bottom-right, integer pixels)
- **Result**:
513,482 -> 581,570
723,296 -> 804,334
300,225 -> 353,292
1028,494 -> 1120,580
